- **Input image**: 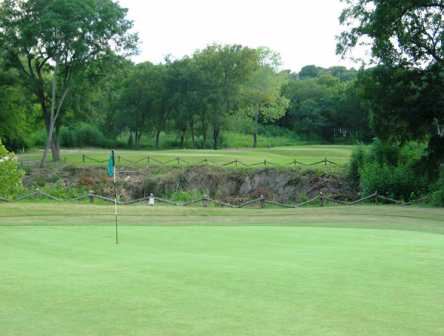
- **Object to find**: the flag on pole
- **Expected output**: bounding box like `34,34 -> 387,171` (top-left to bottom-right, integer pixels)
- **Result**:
107,150 -> 114,177
107,149 -> 118,244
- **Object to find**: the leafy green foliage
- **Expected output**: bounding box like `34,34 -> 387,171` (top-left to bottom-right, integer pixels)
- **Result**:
240,47 -> 289,147
432,164 -> 444,206
0,138 -> 24,197
0,0 -> 138,166
338,1 -> 444,181
348,140 -> 429,200
360,162 -> 428,201
337,0 -> 444,67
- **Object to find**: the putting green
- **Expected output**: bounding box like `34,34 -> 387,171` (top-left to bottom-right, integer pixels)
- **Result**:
1,204 -> 443,336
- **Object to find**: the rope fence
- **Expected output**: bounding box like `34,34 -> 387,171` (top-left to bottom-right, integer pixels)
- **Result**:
82,154 -> 337,167
0,189 -> 431,208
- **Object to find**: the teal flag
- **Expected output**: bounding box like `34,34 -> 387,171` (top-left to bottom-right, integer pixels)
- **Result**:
107,150 -> 114,177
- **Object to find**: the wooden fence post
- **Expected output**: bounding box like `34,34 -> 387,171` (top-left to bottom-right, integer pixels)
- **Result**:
264,160 -> 267,166
205,158 -> 208,166
324,158 -> 327,166
260,195 -> 265,208
35,188 -> 39,201
319,192 -> 324,207
177,157 -> 180,165
149,193 -> 155,206
147,157 -> 150,164
118,156 -> 121,163
82,154 -> 85,162
203,195 -> 208,207
375,191 -> 378,205
89,190 -> 94,203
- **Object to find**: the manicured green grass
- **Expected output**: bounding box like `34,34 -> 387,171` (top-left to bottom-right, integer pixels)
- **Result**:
17,145 -> 355,167
1,204 -> 443,336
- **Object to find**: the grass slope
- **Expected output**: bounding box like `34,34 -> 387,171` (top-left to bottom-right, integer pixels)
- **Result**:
1,204 -> 443,336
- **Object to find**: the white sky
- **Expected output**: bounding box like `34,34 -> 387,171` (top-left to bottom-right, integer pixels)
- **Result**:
117,0 -> 362,73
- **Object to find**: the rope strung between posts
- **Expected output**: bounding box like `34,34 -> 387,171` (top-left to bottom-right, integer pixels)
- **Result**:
82,155 -> 337,167
0,189 -> 432,208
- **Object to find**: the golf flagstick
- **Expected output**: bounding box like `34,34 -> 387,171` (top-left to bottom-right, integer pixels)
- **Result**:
108,149 -> 118,244
114,162 -> 118,245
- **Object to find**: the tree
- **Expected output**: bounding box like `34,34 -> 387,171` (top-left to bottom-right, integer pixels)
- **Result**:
194,44 -> 259,149
0,138 -> 24,197
168,57 -> 200,148
337,0 -> 444,67
115,62 -> 150,149
0,0 -> 138,167
241,47 -> 289,147
337,0 -> 444,177
299,65 -> 320,79
281,77 -> 334,140
0,64 -> 33,151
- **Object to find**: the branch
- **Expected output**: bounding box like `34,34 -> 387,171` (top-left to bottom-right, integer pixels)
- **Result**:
54,86 -> 71,121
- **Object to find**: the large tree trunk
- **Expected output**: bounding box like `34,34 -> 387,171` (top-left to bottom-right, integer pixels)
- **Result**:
40,61 -> 70,168
52,124 -> 61,162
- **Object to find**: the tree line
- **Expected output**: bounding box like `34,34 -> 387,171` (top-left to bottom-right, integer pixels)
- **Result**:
0,0 -> 371,165
0,0 -> 442,192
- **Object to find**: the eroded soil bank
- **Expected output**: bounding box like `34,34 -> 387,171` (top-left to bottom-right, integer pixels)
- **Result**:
23,165 -> 358,203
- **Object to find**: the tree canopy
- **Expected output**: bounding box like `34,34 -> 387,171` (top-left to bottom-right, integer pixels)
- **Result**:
0,0 -> 138,166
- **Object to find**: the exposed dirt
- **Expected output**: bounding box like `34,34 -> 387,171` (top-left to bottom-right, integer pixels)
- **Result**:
22,165 -> 358,203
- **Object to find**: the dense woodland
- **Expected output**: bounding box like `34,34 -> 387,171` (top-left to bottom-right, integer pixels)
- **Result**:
0,45 -> 369,153
0,0 -> 443,203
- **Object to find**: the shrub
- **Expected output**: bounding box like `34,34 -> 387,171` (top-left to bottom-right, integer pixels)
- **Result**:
347,143 -> 369,187
30,129 -> 48,148
348,139 -> 430,200
359,162 -> 428,200
0,138 -> 24,198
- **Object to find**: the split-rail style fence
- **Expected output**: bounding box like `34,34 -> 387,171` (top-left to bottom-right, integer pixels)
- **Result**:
82,154 -> 338,167
0,189 -> 430,208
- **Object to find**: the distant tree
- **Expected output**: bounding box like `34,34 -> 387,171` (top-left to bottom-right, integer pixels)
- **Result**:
194,44 -> 259,149
0,65 -> 33,151
241,47 -> 289,147
115,62 -> 160,149
299,65 -> 320,79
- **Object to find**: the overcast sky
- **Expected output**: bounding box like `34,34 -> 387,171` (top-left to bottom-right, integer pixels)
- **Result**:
118,0 -> 362,73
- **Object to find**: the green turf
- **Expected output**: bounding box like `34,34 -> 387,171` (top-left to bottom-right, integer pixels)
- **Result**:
1,204 -> 443,336
17,145 -> 355,167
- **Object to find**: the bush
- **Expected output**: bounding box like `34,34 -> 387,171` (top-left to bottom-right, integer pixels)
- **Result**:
258,124 -> 298,139
359,162 -> 428,200
0,138 -> 24,198
348,139 -> 430,200
31,123 -> 124,149
30,129 -> 48,148
347,143 -> 369,187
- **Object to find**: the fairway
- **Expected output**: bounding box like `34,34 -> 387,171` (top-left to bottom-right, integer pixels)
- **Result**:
17,145 -> 354,166
1,204 -> 444,336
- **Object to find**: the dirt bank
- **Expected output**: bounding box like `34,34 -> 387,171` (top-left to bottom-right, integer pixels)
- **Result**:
23,165 -> 357,203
